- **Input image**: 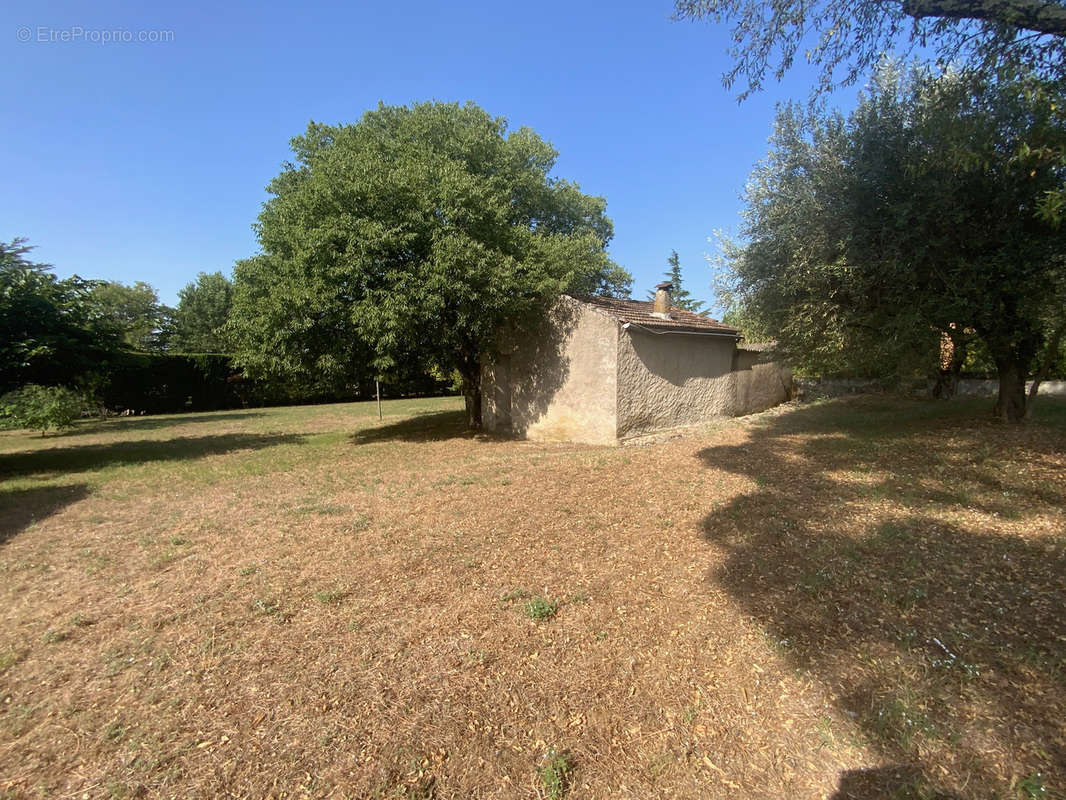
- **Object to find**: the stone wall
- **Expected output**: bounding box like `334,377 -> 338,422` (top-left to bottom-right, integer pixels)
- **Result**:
615,326 -> 737,440
947,379 -> 1066,398
795,376 -> 1066,399
481,297 -> 619,445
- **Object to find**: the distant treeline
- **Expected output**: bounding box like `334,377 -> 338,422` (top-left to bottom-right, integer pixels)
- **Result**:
0,238 -> 457,418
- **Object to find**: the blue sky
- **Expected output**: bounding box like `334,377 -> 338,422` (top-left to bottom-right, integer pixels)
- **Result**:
4,0 -> 848,313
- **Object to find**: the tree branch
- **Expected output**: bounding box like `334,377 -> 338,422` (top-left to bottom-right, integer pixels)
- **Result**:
900,0 -> 1066,37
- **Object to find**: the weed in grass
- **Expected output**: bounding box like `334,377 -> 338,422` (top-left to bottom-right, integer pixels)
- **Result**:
538,748 -> 573,799
524,596 -> 557,621
314,589 -> 347,605
42,628 -> 68,644
500,588 -> 531,603
815,716 -> 835,748
70,613 -> 94,627
3,703 -> 40,738
896,585 -> 927,611
646,751 -> 676,778
464,648 -> 487,667
345,513 -> 371,533
0,647 -> 21,672
238,564 -> 258,576
102,721 -> 127,743
1016,772 -> 1048,799
568,592 -> 589,604
148,651 -> 171,673
294,503 -> 349,516
798,567 -> 833,597
78,547 -> 111,574
875,521 -> 915,545
103,647 -> 134,677
253,597 -> 281,616
169,536 -> 189,546
107,781 -> 134,798
150,549 -> 180,570
866,696 -> 938,751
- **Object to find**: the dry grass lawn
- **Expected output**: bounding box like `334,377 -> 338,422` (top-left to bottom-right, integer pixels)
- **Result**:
1,395 -> 1064,799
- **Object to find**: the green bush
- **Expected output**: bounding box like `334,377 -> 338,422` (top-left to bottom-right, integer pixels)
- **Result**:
0,384 -> 86,435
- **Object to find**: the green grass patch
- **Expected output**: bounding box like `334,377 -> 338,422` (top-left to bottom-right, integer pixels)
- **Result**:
538,748 -> 574,799
524,596 -> 558,621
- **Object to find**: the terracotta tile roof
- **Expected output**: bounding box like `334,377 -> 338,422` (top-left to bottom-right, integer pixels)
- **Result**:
573,295 -> 741,336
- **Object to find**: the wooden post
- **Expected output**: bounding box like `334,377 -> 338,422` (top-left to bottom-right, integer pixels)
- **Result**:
376,380 -> 382,420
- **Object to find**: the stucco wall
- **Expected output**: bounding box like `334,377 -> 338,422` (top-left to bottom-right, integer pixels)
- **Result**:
615,327 -> 737,439
733,347 -> 793,415
482,297 -> 619,445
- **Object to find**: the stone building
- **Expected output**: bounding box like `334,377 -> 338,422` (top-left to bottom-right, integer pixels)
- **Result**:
481,283 -> 791,445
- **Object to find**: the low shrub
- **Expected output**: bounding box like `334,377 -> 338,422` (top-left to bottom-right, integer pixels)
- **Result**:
0,384 -> 86,435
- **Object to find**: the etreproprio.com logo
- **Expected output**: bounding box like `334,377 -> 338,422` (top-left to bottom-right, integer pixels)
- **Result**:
16,25 -> 175,44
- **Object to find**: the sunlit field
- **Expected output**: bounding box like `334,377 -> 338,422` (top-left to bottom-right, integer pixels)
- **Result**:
2,396 -> 1064,798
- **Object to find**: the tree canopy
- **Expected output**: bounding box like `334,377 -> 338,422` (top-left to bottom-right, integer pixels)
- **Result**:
674,0 -> 1066,100
228,101 -> 631,424
171,271 -> 233,353
721,65 -> 1065,420
85,280 -> 169,352
0,239 -> 122,393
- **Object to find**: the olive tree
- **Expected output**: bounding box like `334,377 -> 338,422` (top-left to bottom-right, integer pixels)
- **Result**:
724,65 -> 1065,420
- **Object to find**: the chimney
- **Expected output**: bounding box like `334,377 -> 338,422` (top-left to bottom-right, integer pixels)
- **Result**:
652,281 -> 673,318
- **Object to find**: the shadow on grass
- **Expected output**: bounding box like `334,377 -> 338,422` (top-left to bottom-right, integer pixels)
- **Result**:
830,766 -> 947,800
0,483 -> 90,544
0,432 -> 305,478
74,411 -> 266,435
350,410 -> 474,444
697,397 -> 1066,799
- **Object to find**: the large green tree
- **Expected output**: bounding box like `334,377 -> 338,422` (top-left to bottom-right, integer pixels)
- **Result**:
171,271 -> 233,353
0,239 -> 122,392
85,280 -> 169,351
229,101 -> 631,425
723,66 -> 1065,421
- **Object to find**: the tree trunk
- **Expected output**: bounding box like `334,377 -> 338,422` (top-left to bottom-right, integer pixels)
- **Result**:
993,354 -> 1027,422
932,369 -> 958,399
458,359 -> 482,429
1026,319 -> 1066,418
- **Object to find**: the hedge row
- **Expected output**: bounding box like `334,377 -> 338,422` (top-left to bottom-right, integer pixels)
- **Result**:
102,353 -> 454,414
